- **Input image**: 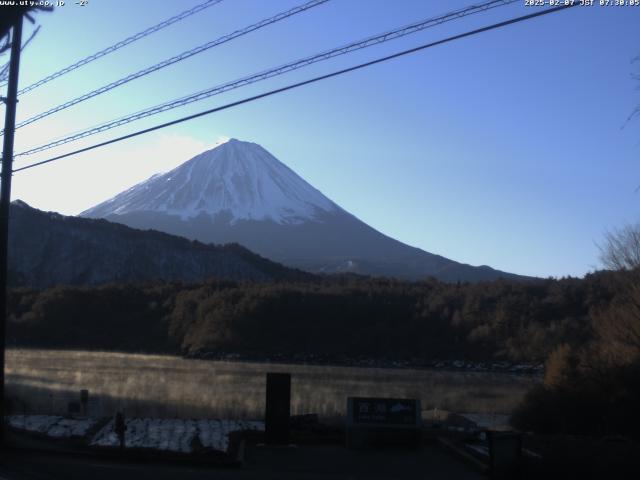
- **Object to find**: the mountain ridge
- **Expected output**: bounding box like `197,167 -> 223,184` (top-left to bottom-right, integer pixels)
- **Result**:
9,200 -> 313,288
82,138 -> 531,282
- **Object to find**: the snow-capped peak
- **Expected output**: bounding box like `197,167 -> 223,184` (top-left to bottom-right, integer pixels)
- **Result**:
82,138 -> 339,224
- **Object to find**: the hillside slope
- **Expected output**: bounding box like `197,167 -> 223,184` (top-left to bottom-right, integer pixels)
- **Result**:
9,200 -> 310,288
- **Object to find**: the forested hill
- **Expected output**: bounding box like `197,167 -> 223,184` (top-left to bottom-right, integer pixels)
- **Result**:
8,200 -> 312,288
7,269 -> 625,364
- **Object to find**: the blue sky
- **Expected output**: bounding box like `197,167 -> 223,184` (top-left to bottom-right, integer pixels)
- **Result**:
2,0 -> 639,278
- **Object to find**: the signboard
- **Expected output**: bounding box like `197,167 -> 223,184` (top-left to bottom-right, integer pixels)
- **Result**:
351,397 -> 418,425
346,397 -> 422,448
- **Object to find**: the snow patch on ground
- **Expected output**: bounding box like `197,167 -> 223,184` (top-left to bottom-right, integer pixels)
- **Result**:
10,414 -> 264,454
90,418 -> 264,453
8,415 -> 98,438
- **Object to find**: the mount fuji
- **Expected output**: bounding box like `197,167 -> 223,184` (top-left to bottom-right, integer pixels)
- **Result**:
81,139 -> 522,282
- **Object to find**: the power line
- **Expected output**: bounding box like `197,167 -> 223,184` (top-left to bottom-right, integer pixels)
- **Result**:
9,0 -> 330,132
15,0 -> 518,158
12,3 -> 576,174
10,0 -> 225,95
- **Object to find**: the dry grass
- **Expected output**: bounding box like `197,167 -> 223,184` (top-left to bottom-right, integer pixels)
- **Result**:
5,349 -> 538,419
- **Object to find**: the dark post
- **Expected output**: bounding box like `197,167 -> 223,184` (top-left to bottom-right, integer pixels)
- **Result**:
114,411 -> 126,451
80,389 -> 89,415
265,372 -> 291,445
0,15 -> 23,446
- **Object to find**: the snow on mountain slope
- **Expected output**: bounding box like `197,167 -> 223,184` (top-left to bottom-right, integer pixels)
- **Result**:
81,138 -> 528,282
82,139 -> 338,225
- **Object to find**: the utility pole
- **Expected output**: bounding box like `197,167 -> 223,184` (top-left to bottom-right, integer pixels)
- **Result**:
0,14 -> 23,446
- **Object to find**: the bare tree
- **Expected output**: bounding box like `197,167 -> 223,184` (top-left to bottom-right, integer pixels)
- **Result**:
599,223 -> 640,271
590,223 -> 640,367
629,54 -> 640,125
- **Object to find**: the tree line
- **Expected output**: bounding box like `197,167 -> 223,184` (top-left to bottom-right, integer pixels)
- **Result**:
6,269 -> 626,364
